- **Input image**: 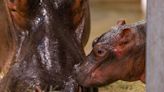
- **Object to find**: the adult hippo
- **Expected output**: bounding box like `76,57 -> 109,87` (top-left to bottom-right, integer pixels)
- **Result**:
75,20 -> 146,87
0,0 -> 98,91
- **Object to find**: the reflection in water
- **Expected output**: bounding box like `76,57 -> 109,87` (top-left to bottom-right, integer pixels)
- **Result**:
86,1 -> 145,92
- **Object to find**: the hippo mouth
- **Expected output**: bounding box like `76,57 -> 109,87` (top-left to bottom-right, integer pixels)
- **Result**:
76,62 -> 108,87
75,51 -> 112,86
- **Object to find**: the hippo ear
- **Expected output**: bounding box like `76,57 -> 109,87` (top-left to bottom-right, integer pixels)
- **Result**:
7,0 -> 39,29
120,28 -> 132,39
113,28 -> 133,58
116,19 -> 126,26
7,0 -> 40,12
7,0 -> 29,14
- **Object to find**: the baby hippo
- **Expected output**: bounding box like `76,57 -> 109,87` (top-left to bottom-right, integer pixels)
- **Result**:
75,20 -> 146,87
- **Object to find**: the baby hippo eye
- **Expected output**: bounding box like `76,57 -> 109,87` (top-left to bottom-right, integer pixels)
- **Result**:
93,45 -> 107,57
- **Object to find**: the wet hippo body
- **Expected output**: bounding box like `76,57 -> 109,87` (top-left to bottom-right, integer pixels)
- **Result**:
76,20 -> 146,87
0,0 -> 97,92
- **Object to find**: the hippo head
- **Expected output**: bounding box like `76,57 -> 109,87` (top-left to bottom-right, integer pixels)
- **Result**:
75,20 -> 146,87
0,0 -> 91,91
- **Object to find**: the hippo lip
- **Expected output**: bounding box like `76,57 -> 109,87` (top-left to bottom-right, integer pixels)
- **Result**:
75,58 -> 100,83
76,62 -> 101,86
78,60 -> 109,87
79,54 -> 109,81
83,50 -> 116,77
75,50 -> 111,86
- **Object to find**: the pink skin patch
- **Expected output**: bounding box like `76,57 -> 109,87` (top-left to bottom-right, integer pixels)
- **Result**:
113,48 -> 122,58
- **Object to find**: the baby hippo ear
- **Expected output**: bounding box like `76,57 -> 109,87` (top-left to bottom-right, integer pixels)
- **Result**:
116,19 -> 126,26
113,28 -> 133,58
120,28 -> 133,40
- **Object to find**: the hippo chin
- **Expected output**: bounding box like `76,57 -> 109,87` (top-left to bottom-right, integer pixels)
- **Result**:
75,20 -> 146,87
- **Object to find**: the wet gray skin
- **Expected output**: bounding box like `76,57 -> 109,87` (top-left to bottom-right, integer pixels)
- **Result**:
0,0 -> 98,92
75,20 -> 146,87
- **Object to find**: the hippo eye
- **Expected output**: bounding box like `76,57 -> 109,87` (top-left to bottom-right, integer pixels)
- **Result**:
93,45 -> 107,58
